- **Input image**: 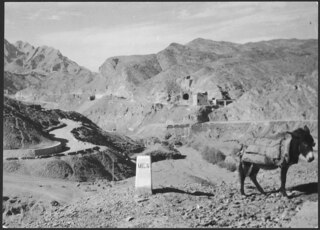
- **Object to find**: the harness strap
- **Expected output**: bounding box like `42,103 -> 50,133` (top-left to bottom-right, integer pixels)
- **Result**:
276,133 -> 291,166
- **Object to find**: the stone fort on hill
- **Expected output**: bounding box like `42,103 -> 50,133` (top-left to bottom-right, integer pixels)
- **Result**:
178,75 -> 234,107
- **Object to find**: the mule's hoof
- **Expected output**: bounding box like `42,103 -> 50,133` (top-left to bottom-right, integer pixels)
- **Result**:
286,191 -> 294,197
274,188 -> 281,193
258,189 -> 267,195
280,191 -> 288,197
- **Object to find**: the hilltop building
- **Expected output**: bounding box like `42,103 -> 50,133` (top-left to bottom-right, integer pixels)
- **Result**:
180,76 -> 193,105
181,75 -> 193,89
193,92 -> 209,106
178,75 -> 210,106
210,98 -> 217,106
177,75 -> 234,107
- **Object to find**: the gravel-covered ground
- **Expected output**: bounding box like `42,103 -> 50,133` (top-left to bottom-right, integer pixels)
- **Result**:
3,147 -> 318,228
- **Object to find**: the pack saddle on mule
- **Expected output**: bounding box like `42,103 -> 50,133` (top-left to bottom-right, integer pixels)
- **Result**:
238,125 -> 315,197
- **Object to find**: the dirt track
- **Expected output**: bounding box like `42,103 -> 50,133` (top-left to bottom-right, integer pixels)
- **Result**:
152,146 -> 237,188
3,146 -> 318,228
3,173 -> 84,204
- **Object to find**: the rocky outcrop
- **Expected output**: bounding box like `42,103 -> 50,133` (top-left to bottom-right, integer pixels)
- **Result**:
5,39 -> 85,75
4,39 -> 102,105
99,54 -> 162,98
209,71 -> 318,121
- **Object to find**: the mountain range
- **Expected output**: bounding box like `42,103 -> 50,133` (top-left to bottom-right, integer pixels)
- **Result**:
4,37 -> 318,135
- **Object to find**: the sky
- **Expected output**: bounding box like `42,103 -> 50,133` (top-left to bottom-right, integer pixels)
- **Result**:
5,2 -> 318,72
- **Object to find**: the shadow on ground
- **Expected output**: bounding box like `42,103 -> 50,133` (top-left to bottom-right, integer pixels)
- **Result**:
288,182 -> 318,195
153,187 -> 214,197
260,182 -> 318,199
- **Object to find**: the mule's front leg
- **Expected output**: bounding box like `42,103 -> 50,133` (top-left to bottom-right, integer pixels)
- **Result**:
279,166 -> 289,197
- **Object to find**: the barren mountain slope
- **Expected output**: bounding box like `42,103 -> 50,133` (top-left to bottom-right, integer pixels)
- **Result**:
4,39 -> 106,107
3,97 -> 144,183
4,39 -> 24,66
99,54 -> 162,98
5,39 -> 86,75
4,38 -> 318,134
4,71 -> 48,95
92,38 -> 317,135
209,70 -> 318,121
3,96 -> 144,152
78,94 -> 202,137
4,97 -> 57,149
186,38 -> 242,54
99,38 -> 317,102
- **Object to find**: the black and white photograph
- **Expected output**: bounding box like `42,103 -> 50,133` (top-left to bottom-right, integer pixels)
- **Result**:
3,1 -> 318,228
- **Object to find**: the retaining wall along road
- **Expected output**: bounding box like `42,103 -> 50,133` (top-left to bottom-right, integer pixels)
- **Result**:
34,142 -> 62,156
3,141 -> 62,158
4,145 -> 105,161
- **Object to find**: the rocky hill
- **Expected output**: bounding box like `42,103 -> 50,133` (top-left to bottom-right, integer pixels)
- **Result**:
3,96 -> 144,182
4,97 -> 56,149
209,70 -> 318,121
97,38 -> 318,135
4,39 -> 106,112
99,54 -> 162,98
4,38 -> 318,136
99,38 -> 317,102
5,39 -> 87,75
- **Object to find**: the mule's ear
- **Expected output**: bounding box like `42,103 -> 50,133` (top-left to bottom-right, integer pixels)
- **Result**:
287,131 -> 298,138
304,125 -> 310,133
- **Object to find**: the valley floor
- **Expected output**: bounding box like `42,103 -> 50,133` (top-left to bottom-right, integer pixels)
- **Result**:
2,146 -> 318,228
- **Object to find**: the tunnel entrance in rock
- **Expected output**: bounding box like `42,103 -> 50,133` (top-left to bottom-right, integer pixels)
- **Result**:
183,93 -> 189,100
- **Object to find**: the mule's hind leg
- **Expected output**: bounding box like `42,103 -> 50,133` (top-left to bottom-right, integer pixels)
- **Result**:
238,161 -> 251,195
249,166 -> 266,195
238,162 -> 245,195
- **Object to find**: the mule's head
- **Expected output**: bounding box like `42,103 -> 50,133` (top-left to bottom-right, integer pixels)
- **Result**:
289,125 -> 315,162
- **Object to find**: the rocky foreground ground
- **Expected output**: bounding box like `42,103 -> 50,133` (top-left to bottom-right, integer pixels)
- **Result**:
3,147 -> 318,228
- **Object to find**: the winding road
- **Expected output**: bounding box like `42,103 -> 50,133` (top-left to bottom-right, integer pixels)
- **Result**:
4,118 -> 106,161
50,119 -> 96,153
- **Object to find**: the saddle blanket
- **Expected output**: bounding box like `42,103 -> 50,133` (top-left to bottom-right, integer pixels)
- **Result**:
242,133 -> 291,166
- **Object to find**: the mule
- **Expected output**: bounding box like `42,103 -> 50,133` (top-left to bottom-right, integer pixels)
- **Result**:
238,125 -> 315,197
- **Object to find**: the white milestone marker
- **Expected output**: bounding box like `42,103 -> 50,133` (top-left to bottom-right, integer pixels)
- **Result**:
135,155 -> 152,196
